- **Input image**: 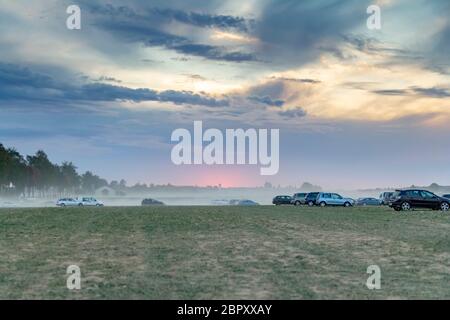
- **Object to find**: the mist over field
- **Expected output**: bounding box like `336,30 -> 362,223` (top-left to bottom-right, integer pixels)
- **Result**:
2,186 -> 450,208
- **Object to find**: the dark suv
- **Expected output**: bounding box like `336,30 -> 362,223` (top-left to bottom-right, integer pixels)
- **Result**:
272,195 -> 293,205
305,192 -> 320,206
389,189 -> 450,211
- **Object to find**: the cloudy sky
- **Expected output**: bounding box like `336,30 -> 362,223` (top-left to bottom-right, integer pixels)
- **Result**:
0,0 -> 449,188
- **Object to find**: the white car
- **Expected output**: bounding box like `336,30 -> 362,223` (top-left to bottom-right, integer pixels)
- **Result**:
78,197 -> 104,207
56,198 -> 80,207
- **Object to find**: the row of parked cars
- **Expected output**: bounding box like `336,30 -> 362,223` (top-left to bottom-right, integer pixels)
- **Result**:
273,192 -> 355,207
272,190 -> 450,211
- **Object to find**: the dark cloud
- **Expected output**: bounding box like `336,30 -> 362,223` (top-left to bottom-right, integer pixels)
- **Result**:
373,86 -> 450,98
278,108 -> 307,118
373,89 -> 410,96
150,7 -> 253,32
254,0 -> 367,67
248,95 -> 284,107
83,3 -> 257,62
411,87 -> 450,98
269,76 -> 321,84
96,76 -> 122,83
0,63 -> 229,107
169,43 -> 256,62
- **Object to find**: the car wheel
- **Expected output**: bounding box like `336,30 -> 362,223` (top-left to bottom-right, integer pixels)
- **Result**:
61,204 -> 66,207
78,203 -> 83,207
401,202 -> 411,211
295,201 -> 301,206
320,201 -> 326,207
307,201 -> 314,206
344,202 -> 351,207
440,202 -> 449,211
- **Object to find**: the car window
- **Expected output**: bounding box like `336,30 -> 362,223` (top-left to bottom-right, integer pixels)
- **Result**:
420,191 -> 435,199
406,190 -> 421,198
331,194 -> 342,199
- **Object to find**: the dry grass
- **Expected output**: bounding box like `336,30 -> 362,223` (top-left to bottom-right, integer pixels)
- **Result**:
0,206 -> 449,299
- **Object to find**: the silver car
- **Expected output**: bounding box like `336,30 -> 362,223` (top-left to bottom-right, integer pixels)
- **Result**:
56,198 -> 80,207
77,197 -> 104,207
316,193 -> 355,207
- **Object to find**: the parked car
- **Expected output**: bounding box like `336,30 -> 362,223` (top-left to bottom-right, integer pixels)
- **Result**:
390,189 -> 449,211
291,193 -> 308,206
141,198 -> 165,206
443,194 -> 450,199
272,195 -> 293,205
316,193 -> 355,207
56,198 -> 80,207
379,192 -> 394,205
305,192 -> 320,206
356,197 -> 381,206
237,200 -> 259,206
77,197 -> 104,206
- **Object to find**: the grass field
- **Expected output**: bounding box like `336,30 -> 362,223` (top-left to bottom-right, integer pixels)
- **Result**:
0,205 -> 449,299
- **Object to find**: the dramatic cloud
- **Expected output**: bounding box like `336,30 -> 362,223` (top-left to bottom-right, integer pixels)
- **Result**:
248,95 -> 284,107
1,0 -> 450,187
83,3 -> 257,62
0,63 -> 229,107
373,86 -> 450,98
149,7 -> 253,32
278,108 -> 308,118
253,0 -> 368,66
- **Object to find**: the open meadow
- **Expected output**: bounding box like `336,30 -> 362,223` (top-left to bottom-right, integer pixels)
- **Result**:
0,206 -> 449,299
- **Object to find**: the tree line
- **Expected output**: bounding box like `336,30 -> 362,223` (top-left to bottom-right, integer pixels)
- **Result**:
0,143 -> 110,197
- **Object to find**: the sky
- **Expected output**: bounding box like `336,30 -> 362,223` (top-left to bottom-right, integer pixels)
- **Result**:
0,0 -> 449,189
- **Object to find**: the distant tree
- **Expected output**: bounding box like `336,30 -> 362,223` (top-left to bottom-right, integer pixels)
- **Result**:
27,150 -> 59,196
264,182 -> 273,189
429,183 -> 440,190
119,179 -> 127,189
299,182 -> 322,191
110,180 -> 119,189
81,171 -> 107,194
0,142 -> 110,198
5,148 -> 28,195
59,162 -> 80,195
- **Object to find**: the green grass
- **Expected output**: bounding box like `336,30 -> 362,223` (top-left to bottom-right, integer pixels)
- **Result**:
0,206 -> 449,299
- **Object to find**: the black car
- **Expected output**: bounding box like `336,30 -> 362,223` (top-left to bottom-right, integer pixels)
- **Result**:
141,198 -> 165,206
272,195 -> 293,205
305,192 -> 320,206
443,194 -> 450,199
389,189 -> 450,211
